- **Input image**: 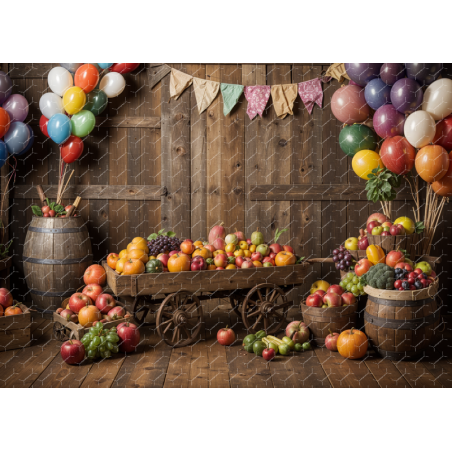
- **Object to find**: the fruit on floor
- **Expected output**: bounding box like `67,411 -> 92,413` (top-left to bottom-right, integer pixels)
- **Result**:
285,321 -> 309,344
78,305 -> 102,327
344,237 -> 359,251
117,322 -> 140,353
167,253 -> 191,272
325,331 -> 339,351
122,259 -> 145,275
275,251 -> 296,266
393,216 -> 415,235
337,328 -> 368,359
217,326 -> 236,346
84,264 -> 107,286
310,280 -> 330,294
60,340 -> 85,365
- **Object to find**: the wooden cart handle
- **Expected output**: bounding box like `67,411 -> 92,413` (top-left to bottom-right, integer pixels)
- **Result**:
36,185 -> 47,206
305,257 -> 334,264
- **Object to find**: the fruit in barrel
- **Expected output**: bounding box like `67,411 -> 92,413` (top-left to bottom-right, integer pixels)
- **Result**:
180,240 -> 196,255
390,224 -> 404,236
95,294 -> 116,314
310,280 -> 330,294
122,258 -> 145,275
167,253 -> 191,272
355,258 -> 373,276
415,261 -> 432,276
371,226 -> 383,236
324,292 -> 342,307
366,220 -> 380,235
386,250 -> 405,268
275,251 -> 296,266
208,222 -> 226,244
82,284 -> 103,302
344,237 -> 358,251
286,321 -> 309,344
341,293 -> 356,306
367,213 -> 389,227
325,331 -> 339,351
0,288 -> 13,310
358,235 -> 369,250
306,293 -> 323,307
256,244 -> 269,256
327,285 -> 344,296
380,136 -> 416,175
217,326 -> 236,346
117,322 -> 140,353
251,228 -> 264,246
84,264 -> 107,286
337,328 -> 368,359
60,340 -> 85,365
78,305 -> 102,327
393,216 -> 415,235
107,253 -> 120,269
69,293 -> 93,313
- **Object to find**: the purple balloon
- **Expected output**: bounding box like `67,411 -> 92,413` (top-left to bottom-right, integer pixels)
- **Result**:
380,63 -> 405,85
373,104 -> 406,139
2,94 -> 29,123
344,63 -> 382,86
0,71 -> 13,104
364,78 -> 391,110
390,78 -> 423,114
405,63 -> 443,86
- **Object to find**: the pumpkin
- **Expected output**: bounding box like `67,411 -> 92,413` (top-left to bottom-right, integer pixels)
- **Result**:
192,247 -> 212,260
122,259 -> 145,275
145,259 -> 164,274
5,305 -> 22,316
127,248 -> 149,264
167,253 -> 191,272
366,245 -> 385,265
275,251 -> 296,266
337,328 -> 368,359
107,253 -> 120,269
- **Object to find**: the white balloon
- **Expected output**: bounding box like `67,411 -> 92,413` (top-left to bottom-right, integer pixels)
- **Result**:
48,67 -> 73,97
39,93 -> 64,119
99,72 -> 125,98
404,110 -> 436,148
422,78 -> 452,121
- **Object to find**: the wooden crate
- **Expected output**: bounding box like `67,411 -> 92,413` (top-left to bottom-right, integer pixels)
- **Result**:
0,303 -> 32,352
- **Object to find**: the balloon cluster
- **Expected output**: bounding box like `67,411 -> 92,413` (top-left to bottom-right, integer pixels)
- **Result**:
40,63 -> 140,164
0,71 -> 34,168
333,63 -> 452,197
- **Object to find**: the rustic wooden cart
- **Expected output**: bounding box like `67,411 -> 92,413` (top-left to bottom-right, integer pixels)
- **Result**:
102,260 -> 320,348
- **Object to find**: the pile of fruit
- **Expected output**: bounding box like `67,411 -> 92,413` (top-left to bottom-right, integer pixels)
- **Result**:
324,328 -> 369,360
306,280 -> 358,307
107,224 -> 302,274
0,288 -> 24,316
31,198 -> 78,218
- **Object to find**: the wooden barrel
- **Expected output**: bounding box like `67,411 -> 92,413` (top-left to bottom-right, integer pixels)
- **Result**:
23,216 -> 93,313
300,304 -> 357,345
364,281 -> 440,360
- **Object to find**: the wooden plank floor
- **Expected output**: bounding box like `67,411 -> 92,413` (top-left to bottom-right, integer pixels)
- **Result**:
1,301 -> 452,388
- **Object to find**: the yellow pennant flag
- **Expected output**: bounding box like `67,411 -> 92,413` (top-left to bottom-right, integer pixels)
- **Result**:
170,68 -> 193,100
325,63 -> 350,83
271,84 -> 298,119
193,78 -> 220,114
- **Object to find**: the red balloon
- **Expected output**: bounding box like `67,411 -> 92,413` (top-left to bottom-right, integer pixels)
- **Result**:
39,115 -> 50,138
433,115 -> 452,151
60,135 -> 84,164
380,136 -> 416,175
109,63 -> 140,74
74,64 -> 99,94
0,107 -> 10,139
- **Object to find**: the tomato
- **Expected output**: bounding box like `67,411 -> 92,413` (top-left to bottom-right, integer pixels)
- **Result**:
275,251 -> 296,266
167,253 -> 191,272
107,253 -> 120,269
5,305 -> 22,316
192,247 -> 212,260
84,264 -> 107,286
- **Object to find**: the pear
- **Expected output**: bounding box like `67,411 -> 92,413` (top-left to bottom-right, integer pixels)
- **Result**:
251,228 -> 264,246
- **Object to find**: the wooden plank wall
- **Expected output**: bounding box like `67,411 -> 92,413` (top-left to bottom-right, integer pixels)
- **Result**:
3,63 -> 451,312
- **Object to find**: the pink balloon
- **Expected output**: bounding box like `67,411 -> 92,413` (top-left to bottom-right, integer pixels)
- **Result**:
331,85 -> 369,124
2,94 -> 29,123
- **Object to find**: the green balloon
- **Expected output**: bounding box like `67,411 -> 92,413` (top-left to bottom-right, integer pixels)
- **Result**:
339,124 -> 378,157
85,89 -> 108,116
71,110 -> 95,138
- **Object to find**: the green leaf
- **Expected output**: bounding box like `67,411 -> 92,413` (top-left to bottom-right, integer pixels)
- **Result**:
274,228 -> 288,244
415,221 -> 425,234
45,198 -> 50,207
31,205 -> 42,216
54,205 -> 65,213
158,229 -> 165,234
296,256 -> 305,264
161,232 -> 168,236
167,231 -> 176,237
147,233 -> 158,241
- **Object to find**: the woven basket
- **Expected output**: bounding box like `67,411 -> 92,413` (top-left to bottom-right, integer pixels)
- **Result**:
364,278 -> 439,300
367,233 -> 419,259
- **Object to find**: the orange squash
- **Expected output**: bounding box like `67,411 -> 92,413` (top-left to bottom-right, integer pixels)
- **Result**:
167,253 -> 191,272
107,253 -> 120,269
207,264 -> 216,271
192,247 -> 212,260
366,245 -> 385,265
275,251 -> 296,266
122,259 -> 145,275
127,248 -> 148,264
337,328 -> 368,359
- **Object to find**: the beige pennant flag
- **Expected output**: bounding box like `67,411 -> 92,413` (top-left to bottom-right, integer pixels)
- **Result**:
193,77 -> 220,114
170,68 -> 193,100
271,84 -> 298,119
325,63 -> 350,83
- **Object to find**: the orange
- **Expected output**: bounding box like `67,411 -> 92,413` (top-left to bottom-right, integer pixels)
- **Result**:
107,253 -> 120,270
116,257 -> 128,274
194,240 -> 203,247
119,249 -> 128,259
225,264 -> 237,270
192,248 -> 212,260
122,259 -> 145,275
127,248 -> 148,264
207,264 -> 216,271
225,243 -> 236,253
127,241 -> 149,254
181,240 -> 196,255
249,245 -> 256,253
167,253 -> 191,272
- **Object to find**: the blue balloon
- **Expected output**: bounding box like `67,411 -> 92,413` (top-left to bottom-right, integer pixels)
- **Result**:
0,140 -> 7,168
18,125 -> 35,155
98,63 -> 113,69
47,113 -> 72,145
60,63 -> 82,73
364,78 -> 391,110
4,121 -> 30,155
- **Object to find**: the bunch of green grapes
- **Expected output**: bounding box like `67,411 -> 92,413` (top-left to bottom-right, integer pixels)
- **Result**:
80,322 -> 120,359
339,271 -> 365,297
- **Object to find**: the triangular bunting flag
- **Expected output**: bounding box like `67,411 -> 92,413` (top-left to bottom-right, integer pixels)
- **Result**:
244,85 -> 271,120
271,84 -> 298,119
193,78 -> 220,114
324,63 -> 350,83
221,83 -> 244,116
298,78 -> 323,114
170,68 -> 193,100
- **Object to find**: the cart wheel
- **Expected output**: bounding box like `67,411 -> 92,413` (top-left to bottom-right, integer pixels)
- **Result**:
53,322 -> 71,341
156,291 -> 203,348
132,296 -> 155,326
241,283 -> 292,334
229,291 -> 246,315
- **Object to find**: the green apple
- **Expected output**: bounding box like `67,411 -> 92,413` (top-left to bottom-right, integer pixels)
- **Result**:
383,226 -> 390,232
256,244 -> 269,256
263,262 -> 273,267
282,336 -> 295,350
415,261 -> 432,276
344,237 -> 359,251
372,226 -> 383,236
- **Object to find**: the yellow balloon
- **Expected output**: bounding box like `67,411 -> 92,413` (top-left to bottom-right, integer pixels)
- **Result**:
63,86 -> 86,115
352,150 -> 384,180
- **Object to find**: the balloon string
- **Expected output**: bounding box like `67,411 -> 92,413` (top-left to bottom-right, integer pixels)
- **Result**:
1,156 -> 17,244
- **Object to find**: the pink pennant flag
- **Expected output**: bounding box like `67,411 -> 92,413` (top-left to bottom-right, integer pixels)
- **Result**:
298,78 -> 323,114
244,85 -> 271,120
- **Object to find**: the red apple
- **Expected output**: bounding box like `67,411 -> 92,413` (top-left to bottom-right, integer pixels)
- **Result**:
60,309 -> 74,321
367,220 -> 380,235
283,245 -> 294,254
246,239 -> 252,245
191,256 -> 206,271
285,321 -> 310,344
355,258 -> 373,277
214,254 -> 228,268
157,254 -> 169,267
95,293 -> 116,314
60,339 -> 85,365
269,252 -> 277,260
69,292 -> 92,313
235,256 -> 245,268
358,236 -> 369,250
325,331 -> 339,351
367,213 -> 389,226
327,284 -> 344,296
217,326 -> 236,346
381,231 -> 391,236
382,221 -> 392,228
386,250 -> 405,268
430,270 -> 437,279
82,284 -> 103,302
241,260 -> 253,269
341,292 -> 356,306
324,292 -> 342,307
314,289 -> 326,299
251,252 -> 263,262
306,294 -> 323,307
0,288 -> 13,309
395,262 -> 413,272
109,306 -> 126,320
117,322 -> 140,353
169,250 -> 178,257
269,243 -> 283,254
262,256 -> 275,265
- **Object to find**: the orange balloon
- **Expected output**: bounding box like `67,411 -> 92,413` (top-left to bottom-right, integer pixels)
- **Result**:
415,145 -> 449,183
74,64 -> 99,94
432,151 -> 452,197
0,107 -> 10,139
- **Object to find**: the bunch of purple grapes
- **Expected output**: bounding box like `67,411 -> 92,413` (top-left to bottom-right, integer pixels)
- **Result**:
332,245 -> 353,271
147,236 -> 182,255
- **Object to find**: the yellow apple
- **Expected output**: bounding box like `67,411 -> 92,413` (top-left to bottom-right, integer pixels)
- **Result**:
310,280 -> 330,294
344,237 -> 359,251
394,216 -> 415,235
